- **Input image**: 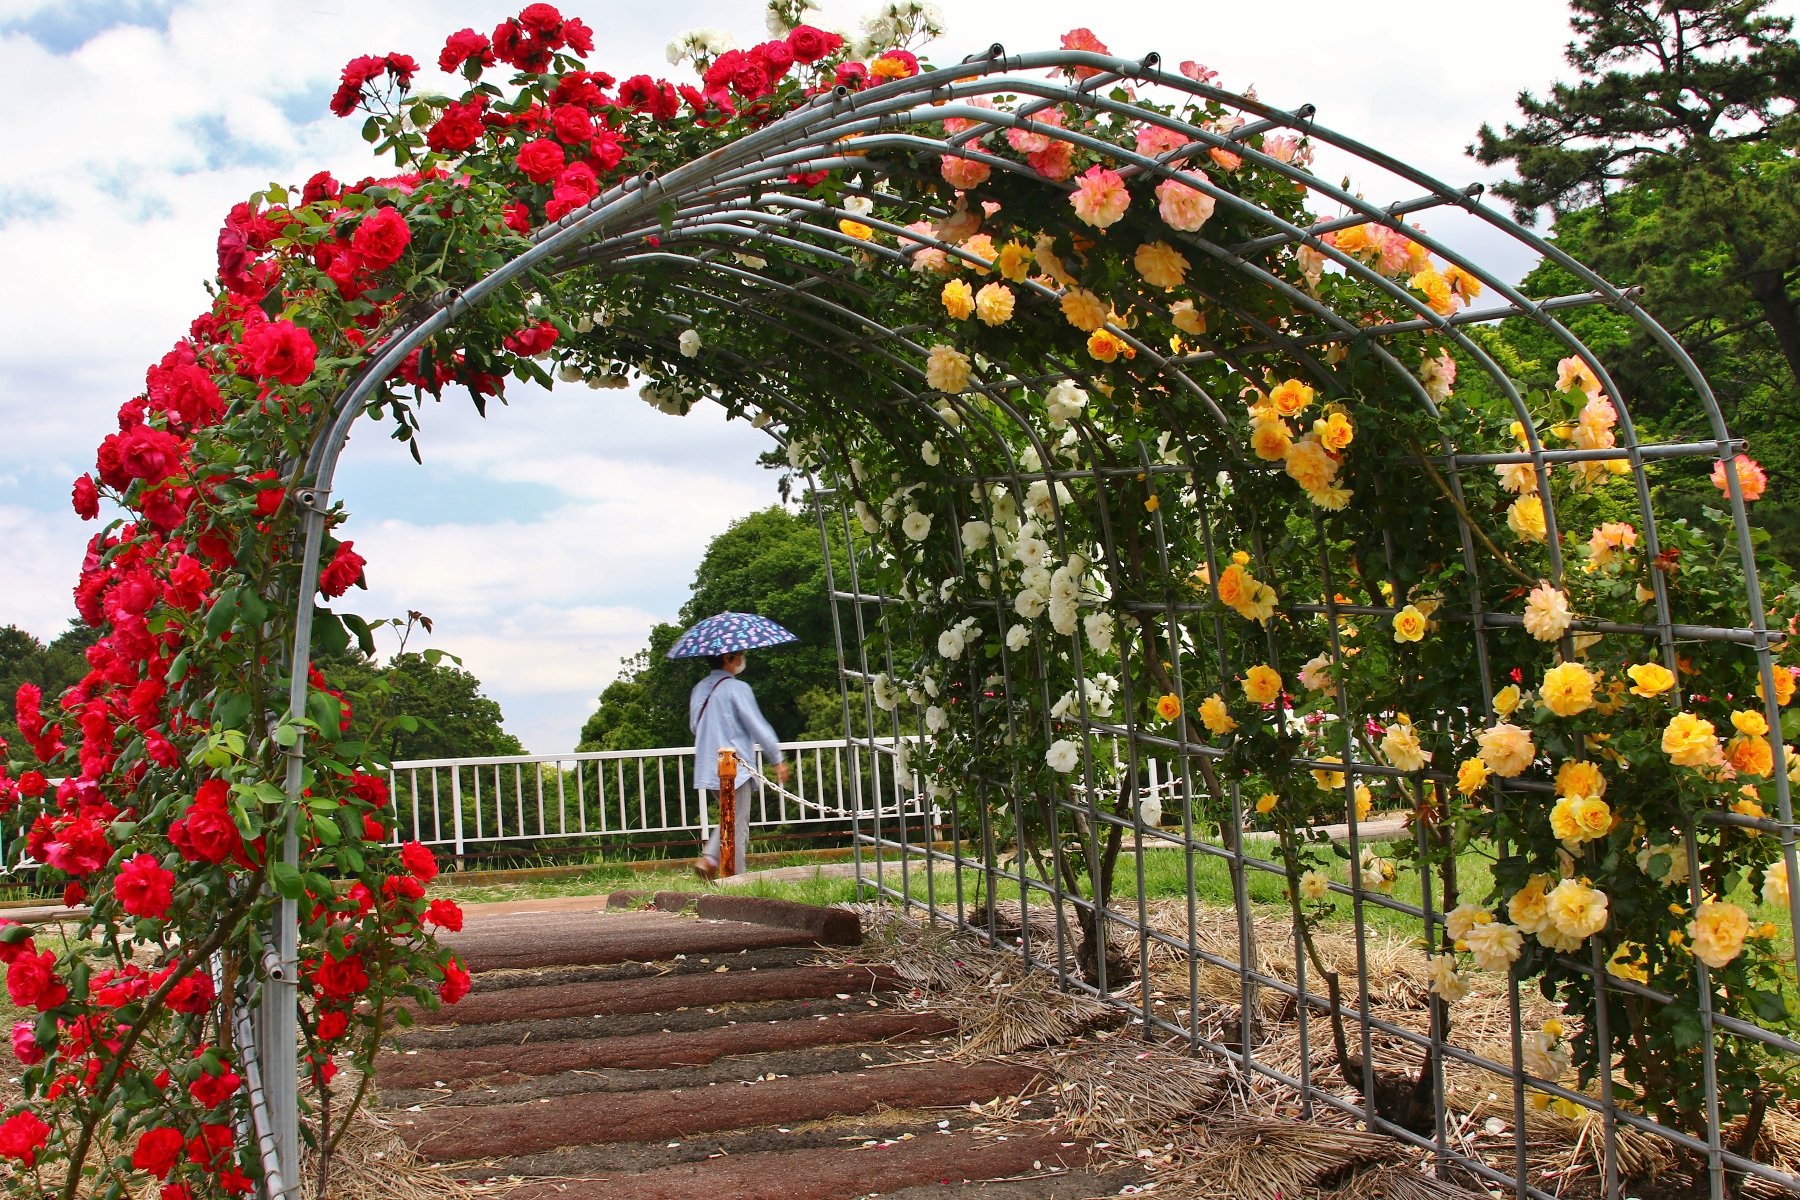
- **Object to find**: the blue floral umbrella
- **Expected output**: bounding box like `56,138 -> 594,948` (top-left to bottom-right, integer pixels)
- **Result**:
665,611 -> 799,659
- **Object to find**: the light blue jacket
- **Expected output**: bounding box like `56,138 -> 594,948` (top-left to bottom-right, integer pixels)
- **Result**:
689,669 -> 783,791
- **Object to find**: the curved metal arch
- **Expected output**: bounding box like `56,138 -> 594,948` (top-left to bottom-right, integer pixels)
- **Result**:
260,44 -> 1800,1200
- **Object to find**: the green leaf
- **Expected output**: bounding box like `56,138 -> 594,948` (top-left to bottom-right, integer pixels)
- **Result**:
392,1006 -> 414,1027
205,588 -> 241,640
272,861 -> 305,900
362,115 -> 381,143
313,607 -> 350,657
271,722 -> 299,748
236,589 -> 269,629
341,613 -> 378,656
213,691 -> 251,732
308,690 -> 343,742
312,811 -> 341,845
166,651 -> 190,685
657,201 -> 676,234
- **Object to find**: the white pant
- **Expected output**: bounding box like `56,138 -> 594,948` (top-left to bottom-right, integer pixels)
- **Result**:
701,779 -> 755,876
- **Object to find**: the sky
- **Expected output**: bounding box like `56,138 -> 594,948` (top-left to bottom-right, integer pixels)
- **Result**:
4,0 -> 1768,754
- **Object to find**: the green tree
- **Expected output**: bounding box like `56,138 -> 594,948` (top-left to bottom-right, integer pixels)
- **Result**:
578,505 -> 846,751
324,648 -> 525,761
1472,0 -> 1800,391
0,622 -> 100,768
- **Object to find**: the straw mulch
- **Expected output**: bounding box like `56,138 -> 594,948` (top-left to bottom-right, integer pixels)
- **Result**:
298,1070 -> 508,1200
831,900 -> 1800,1200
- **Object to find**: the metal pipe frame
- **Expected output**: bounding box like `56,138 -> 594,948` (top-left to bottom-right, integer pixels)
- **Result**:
251,46 -> 1800,1200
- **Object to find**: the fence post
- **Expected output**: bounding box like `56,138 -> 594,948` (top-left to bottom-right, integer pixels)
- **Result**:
718,749 -> 737,878
450,768 -> 465,872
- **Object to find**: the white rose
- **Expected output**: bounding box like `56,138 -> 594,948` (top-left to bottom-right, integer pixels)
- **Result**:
925,705 -> 948,733
1299,870 -> 1330,901
1084,611 -> 1115,654
1138,795 -> 1163,828
902,511 -> 932,542
1006,623 -> 1031,651
1020,564 -> 1051,594
678,328 -> 702,357
1045,380 -> 1088,429
1045,738 -> 1080,773
960,519 -> 991,553
937,626 -> 967,659
854,500 -> 880,534
1014,588 -> 1047,619
870,673 -> 898,711
921,440 -> 939,466
1048,596 -> 1079,636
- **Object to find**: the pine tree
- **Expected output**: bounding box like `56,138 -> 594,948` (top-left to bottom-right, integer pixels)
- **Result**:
1472,1 -> 1800,386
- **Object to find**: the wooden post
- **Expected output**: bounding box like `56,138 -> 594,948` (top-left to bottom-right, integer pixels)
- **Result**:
717,748 -> 737,879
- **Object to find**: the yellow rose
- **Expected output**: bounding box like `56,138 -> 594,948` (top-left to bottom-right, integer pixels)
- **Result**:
974,282 -> 1015,326
1170,298 -> 1206,334
1060,288 -> 1108,332
1215,563 -> 1253,609
1478,722 -> 1536,777
1243,665 -> 1283,705
994,239 -> 1033,282
1232,551 -> 1251,565
1523,583 -> 1573,642
1757,668 -> 1796,707
1550,794 -> 1611,844
1727,735 -> 1774,778
1284,438 -> 1339,492
1392,605 -> 1427,643
1154,693 -> 1182,721
1317,411 -> 1354,452
1087,329 -> 1132,362
1662,712 -> 1723,768
1456,757 -> 1490,797
1606,942 -> 1649,984
838,218 -> 874,240
1312,756 -> 1346,791
925,344 -> 971,394
941,278 -> 975,319
1250,419 -> 1293,462
1134,240 -> 1191,289
1764,860 -> 1790,907
1507,495 -> 1547,542
1255,792 -> 1278,814
1540,661 -> 1595,718
1627,661 -> 1675,697
1269,379 -> 1315,417
1554,759 -> 1605,799
1508,875 -> 1554,934
1492,684 -> 1523,718
1354,784 -> 1373,821
1381,722 -> 1429,772
1199,694 -> 1238,736
1731,795 -> 1766,819
1546,879 -> 1609,941
1731,709 -> 1770,737
1686,900 -> 1750,969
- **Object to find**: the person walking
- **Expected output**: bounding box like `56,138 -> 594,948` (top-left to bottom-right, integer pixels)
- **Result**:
689,649 -> 789,880
665,612 -> 801,881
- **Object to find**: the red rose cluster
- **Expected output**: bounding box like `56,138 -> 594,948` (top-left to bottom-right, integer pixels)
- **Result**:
700,24 -> 847,110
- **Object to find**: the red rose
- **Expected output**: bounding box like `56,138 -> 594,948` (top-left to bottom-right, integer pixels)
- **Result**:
563,16 -> 593,55
173,781 -> 243,865
11,1022 -> 43,1066
704,49 -> 744,91
16,772 -> 45,799
315,1010 -> 349,1041
439,958 -> 471,1005
618,75 -> 678,120
185,1123 -> 233,1169
439,28 -> 495,73
752,39 -> 795,75
351,207 -> 411,271
144,730 -> 180,769
551,104 -> 592,144
427,98 -> 486,153
7,951 -> 67,1011
787,25 -> 843,64
318,541 -> 366,599
518,3 -> 563,34
44,817 -> 109,876
384,874 -> 426,904
516,138 -> 566,184
400,841 -> 439,882
237,320 -> 317,386
62,882 -> 86,908
503,321 -> 558,357
118,425 -> 184,482
314,953 -> 369,1000
0,925 -> 35,966
161,968 -> 215,1015
590,132 -> 624,172
0,1111 -> 49,1166
731,59 -> 770,98
149,362 -> 223,429
189,1063 -> 242,1109
362,813 -> 385,842
72,474 -> 100,520
302,171 -> 340,205
15,684 -> 43,740
426,898 -> 464,932
504,201 -> 533,233
349,773 -> 389,805
164,554 -> 212,611
116,853 -> 175,919
161,1185 -> 196,1200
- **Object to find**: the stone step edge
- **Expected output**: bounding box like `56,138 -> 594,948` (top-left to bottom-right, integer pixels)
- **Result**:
603,891 -> 860,946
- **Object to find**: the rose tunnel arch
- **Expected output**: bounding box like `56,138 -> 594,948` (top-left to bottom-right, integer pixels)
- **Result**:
21,14 -> 1800,1200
